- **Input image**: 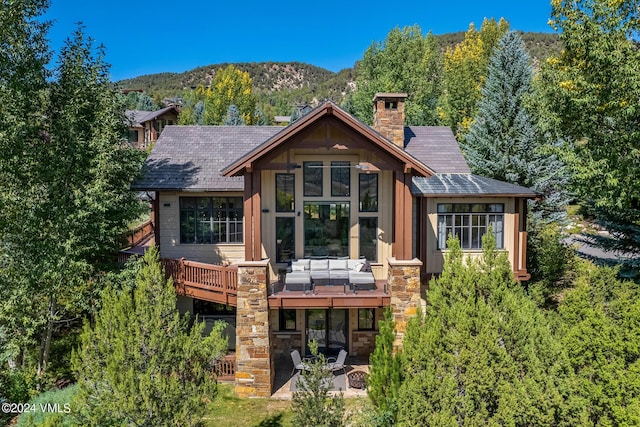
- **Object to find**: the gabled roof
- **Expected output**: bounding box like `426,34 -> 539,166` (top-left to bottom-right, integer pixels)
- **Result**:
131,126 -> 282,191
412,174 -> 538,198
125,106 -> 179,127
222,101 -> 436,177
133,102 -> 528,196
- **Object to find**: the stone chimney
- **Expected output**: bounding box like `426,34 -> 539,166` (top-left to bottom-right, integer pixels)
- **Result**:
372,92 -> 407,148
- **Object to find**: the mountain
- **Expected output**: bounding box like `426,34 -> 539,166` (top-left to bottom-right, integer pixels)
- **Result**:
117,32 -> 561,108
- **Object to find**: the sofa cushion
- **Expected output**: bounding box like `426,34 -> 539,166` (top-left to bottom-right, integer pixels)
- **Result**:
285,271 -> 311,285
310,270 -> 330,281
347,259 -> 363,271
310,259 -> 329,271
349,271 -> 375,285
330,270 -> 349,282
329,259 -> 348,270
292,259 -> 310,271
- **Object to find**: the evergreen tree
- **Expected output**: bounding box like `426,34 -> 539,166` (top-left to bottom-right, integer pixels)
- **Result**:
291,340 -> 346,427
72,247 -> 228,426
397,235 -> 571,426
351,25 -> 443,126
223,104 -> 245,125
462,31 -> 570,223
135,91 -> 156,110
438,18 -> 509,137
289,105 -> 302,123
253,106 -> 266,125
367,308 -> 402,426
557,263 -> 640,424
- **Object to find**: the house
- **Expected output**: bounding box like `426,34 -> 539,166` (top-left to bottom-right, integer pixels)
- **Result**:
131,93 -> 536,397
125,105 -> 180,149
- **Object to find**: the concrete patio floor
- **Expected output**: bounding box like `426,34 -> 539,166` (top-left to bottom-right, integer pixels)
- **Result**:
271,355 -> 370,399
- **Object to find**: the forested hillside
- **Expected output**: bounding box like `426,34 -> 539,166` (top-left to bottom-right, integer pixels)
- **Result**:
117,32 -> 560,107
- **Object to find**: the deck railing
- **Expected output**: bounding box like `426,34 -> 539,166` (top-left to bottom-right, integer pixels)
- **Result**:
117,253 -> 238,306
164,258 -> 238,306
214,352 -> 236,382
125,220 -> 154,248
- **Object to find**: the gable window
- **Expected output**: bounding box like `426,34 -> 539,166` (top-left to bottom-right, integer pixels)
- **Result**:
359,173 -> 378,212
303,161 -> 323,196
180,197 -> 243,244
331,161 -> 350,196
276,173 -> 295,212
437,203 -> 504,249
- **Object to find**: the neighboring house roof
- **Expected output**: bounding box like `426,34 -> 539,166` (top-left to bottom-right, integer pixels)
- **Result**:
125,106 -> 179,127
131,126 -> 282,191
412,174 -> 538,198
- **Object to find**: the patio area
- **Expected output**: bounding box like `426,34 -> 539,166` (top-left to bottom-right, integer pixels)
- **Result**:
271,354 -> 370,399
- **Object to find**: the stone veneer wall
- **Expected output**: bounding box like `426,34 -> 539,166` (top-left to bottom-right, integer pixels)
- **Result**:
373,94 -> 407,148
234,260 -> 273,398
387,257 -> 423,348
352,330 -> 378,357
271,331 -> 303,358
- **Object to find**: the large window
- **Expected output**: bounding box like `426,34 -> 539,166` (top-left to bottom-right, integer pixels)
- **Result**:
359,218 -> 377,262
331,161 -> 350,196
359,173 -> 378,212
437,203 -> 504,249
276,173 -> 295,212
304,203 -> 349,257
276,217 -> 295,263
180,197 -> 243,244
303,161 -> 323,196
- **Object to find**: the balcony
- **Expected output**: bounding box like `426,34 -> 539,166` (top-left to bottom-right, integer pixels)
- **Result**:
267,279 -> 390,309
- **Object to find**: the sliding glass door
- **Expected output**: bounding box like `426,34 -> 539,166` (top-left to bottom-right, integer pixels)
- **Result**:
305,309 -> 347,356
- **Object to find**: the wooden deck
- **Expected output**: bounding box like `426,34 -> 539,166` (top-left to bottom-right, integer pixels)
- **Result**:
118,249 -> 238,307
267,280 -> 390,308
165,258 -> 238,306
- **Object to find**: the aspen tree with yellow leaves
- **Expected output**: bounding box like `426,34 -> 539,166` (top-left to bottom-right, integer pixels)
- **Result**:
437,18 -> 509,138
203,64 -> 256,125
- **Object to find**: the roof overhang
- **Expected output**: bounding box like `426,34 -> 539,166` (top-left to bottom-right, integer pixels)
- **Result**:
221,101 -> 435,178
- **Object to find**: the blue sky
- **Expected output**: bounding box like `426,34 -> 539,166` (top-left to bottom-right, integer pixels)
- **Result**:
44,0 -> 554,82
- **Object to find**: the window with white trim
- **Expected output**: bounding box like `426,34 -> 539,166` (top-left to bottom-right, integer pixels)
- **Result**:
437,203 -> 504,249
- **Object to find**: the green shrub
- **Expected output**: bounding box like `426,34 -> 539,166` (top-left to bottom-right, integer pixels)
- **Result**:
15,385 -> 78,427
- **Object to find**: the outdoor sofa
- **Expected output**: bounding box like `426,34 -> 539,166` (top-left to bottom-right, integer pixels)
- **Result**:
284,258 -> 375,292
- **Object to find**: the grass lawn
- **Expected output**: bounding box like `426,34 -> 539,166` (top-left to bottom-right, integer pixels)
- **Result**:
204,383 -> 371,427
203,384 -> 294,427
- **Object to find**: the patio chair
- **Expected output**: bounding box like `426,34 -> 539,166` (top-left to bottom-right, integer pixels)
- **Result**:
290,349 -> 310,377
327,349 -> 348,376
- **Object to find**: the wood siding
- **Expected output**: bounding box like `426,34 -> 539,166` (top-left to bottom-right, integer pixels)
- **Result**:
158,192 -> 245,264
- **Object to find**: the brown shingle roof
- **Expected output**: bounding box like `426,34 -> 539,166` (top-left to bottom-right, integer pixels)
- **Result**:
131,126 -> 282,191
404,127 -> 470,174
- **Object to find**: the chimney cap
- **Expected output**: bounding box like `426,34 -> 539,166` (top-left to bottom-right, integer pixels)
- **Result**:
373,92 -> 408,102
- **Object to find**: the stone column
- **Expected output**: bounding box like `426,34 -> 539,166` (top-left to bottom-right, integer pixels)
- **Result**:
387,257 -> 423,348
235,259 -> 273,398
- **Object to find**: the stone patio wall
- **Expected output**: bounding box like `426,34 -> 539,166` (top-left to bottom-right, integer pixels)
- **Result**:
387,257 -> 423,349
234,260 -> 273,398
